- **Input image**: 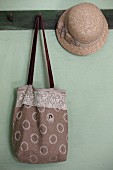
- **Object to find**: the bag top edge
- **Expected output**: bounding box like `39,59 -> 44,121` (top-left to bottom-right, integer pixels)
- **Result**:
17,85 -> 66,93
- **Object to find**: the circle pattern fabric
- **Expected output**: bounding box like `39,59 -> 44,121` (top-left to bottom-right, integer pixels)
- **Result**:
12,87 -> 68,164
13,105 -> 68,164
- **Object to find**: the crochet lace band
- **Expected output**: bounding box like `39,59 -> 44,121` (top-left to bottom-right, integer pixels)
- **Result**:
15,85 -> 67,110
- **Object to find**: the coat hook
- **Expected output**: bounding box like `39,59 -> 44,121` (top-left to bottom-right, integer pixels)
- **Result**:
7,13 -> 14,22
38,13 -> 42,17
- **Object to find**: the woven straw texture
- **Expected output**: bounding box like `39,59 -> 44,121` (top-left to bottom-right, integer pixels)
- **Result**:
56,3 -> 108,56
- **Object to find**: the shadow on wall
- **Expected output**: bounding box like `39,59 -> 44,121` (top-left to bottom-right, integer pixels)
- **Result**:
8,86 -> 18,160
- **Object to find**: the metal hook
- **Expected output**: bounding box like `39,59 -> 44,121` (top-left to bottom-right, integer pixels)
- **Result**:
7,13 -> 14,22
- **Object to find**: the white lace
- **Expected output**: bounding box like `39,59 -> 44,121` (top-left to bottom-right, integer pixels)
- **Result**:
15,85 -> 67,110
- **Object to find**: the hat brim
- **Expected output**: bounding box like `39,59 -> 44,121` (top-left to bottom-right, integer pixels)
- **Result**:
56,10 -> 109,56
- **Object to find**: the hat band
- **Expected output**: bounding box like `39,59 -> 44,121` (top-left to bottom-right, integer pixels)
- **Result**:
58,24 -> 103,48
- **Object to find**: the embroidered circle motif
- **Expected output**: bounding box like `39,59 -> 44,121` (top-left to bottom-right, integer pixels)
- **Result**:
16,111 -> 22,120
49,134 -> 57,144
49,156 -> 57,162
22,120 -> 30,130
39,124 -> 47,134
59,144 -> 66,154
40,146 -> 48,155
15,131 -> 21,141
32,112 -> 38,122
30,133 -> 39,144
63,113 -> 68,123
38,107 -> 45,113
46,113 -> 54,123
25,105 -> 32,109
20,141 -> 28,151
57,123 -> 64,133
30,155 -> 38,163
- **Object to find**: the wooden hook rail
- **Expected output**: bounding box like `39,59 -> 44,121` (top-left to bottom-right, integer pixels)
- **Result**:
0,10 -> 113,30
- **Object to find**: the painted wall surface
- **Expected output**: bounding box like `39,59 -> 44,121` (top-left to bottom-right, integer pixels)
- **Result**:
0,1 -> 113,170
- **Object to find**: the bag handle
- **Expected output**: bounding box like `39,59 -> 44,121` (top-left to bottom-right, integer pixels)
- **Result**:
27,15 -> 54,88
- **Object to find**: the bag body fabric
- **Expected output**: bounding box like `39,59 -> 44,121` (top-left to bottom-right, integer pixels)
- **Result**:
12,16 -> 68,164
12,85 -> 68,163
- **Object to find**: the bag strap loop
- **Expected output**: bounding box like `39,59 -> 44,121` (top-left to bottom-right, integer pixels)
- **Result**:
27,15 -> 54,88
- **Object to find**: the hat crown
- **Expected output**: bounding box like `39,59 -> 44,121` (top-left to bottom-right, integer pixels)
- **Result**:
66,3 -> 104,44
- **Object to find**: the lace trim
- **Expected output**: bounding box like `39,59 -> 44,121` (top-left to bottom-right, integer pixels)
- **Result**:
15,85 -> 67,110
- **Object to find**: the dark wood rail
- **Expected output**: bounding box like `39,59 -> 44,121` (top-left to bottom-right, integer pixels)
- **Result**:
0,10 -> 112,30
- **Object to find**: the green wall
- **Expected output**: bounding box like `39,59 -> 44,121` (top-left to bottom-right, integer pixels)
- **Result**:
0,0 -> 113,170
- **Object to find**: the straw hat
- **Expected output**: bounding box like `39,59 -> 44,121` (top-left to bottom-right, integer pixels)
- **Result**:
56,3 -> 108,56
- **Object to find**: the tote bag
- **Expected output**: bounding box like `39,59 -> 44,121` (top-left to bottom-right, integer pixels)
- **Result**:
12,15 -> 68,164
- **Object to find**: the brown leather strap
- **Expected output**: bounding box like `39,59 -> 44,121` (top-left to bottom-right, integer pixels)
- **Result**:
27,15 -> 54,88
39,15 -> 54,88
27,16 -> 39,85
